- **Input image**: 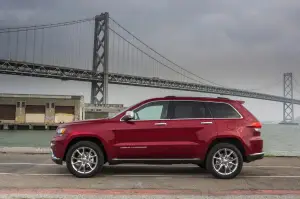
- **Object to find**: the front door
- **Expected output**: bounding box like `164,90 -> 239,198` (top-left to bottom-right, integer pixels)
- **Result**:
114,100 -> 173,159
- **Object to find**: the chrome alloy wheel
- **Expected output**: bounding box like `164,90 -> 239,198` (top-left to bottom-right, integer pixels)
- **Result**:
71,147 -> 98,174
212,148 -> 239,176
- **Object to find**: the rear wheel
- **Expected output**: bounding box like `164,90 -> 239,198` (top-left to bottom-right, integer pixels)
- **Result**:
65,141 -> 104,178
206,143 -> 243,179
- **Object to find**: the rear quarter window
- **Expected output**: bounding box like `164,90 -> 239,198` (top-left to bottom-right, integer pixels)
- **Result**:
205,102 -> 241,118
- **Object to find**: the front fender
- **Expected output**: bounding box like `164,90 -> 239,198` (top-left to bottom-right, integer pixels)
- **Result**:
64,130 -> 115,160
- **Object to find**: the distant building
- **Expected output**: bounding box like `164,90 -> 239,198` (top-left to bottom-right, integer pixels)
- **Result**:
84,103 -> 125,119
0,93 -> 84,127
0,93 -> 125,130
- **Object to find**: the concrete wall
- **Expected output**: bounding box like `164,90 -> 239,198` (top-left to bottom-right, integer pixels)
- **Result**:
85,112 -> 109,120
45,103 -> 55,124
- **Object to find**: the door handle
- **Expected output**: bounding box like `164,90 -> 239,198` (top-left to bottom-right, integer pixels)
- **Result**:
154,122 -> 167,126
201,121 -> 213,125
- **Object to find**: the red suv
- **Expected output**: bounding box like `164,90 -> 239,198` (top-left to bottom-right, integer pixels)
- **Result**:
50,96 -> 264,179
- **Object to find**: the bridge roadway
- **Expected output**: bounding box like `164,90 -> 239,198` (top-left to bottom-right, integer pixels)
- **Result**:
0,154 -> 300,198
1,59 -> 300,105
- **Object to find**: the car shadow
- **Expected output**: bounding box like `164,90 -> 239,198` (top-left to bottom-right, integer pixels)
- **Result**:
53,164 -> 281,178
97,164 -> 210,176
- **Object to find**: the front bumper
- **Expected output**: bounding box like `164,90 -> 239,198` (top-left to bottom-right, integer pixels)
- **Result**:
245,152 -> 264,163
50,142 -> 63,165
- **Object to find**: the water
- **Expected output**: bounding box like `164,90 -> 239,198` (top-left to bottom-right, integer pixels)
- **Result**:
0,130 -> 55,147
0,124 -> 299,156
261,124 -> 300,156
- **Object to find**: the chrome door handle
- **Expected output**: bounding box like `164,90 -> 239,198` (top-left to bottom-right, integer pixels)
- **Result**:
201,121 -> 213,125
154,122 -> 167,126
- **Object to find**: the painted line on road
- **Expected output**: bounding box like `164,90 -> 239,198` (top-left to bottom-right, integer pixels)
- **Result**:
0,163 -> 55,166
1,188 -> 300,196
242,175 -> 300,178
24,173 -> 72,176
244,165 -> 300,169
1,162 -> 300,169
110,174 -> 300,178
0,172 -> 71,176
1,172 -> 300,178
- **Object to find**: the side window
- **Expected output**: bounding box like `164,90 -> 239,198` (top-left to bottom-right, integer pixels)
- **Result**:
206,102 -> 241,118
133,101 -> 169,120
172,101 -> 211,119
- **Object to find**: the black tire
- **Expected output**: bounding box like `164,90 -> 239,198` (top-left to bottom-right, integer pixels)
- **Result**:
65,141 -> 105,178
206,143 -> 243,179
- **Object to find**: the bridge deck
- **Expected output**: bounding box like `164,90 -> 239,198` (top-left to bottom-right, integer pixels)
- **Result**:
1,59 -> 300,105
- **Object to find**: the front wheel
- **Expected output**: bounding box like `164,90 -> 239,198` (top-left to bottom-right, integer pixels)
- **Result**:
206,143 -> 243,179
65,141 -> 105,178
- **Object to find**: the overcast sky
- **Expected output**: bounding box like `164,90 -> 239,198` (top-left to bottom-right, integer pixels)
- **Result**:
0,0 -> 300,122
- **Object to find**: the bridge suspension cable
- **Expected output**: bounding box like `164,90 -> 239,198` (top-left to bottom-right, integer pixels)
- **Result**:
108,27 -> 201,84
109,16 -> 225,87
293,77 -> 300,95
0,16 -> 94,70
0,13 -> 298,103
0,18 -> 95,33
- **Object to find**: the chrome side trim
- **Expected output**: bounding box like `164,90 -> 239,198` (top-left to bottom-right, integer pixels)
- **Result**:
154,122 -> 167,126
200,121 -> 213,125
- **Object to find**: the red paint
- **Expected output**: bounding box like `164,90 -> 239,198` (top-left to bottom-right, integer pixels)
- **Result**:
51,96 -> 263,172
1,188 -> 300,196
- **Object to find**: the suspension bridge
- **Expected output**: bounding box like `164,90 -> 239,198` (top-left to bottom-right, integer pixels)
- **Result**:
0,12 -> 299,123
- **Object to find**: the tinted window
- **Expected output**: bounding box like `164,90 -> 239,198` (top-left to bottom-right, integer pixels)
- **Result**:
133,101 -> 169,120
172,101 -> 210,119
206,102 -> 241,118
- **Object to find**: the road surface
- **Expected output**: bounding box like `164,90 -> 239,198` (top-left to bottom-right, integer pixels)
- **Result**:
0,154 -> 300,198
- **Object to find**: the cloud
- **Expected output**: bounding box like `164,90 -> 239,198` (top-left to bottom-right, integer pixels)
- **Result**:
0,0 -> 300,121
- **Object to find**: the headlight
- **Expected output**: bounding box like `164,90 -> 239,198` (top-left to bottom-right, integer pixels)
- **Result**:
56,128 -> 67,136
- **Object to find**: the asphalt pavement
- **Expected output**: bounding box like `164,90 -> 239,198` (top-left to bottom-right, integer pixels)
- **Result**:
0,154 -> 300,198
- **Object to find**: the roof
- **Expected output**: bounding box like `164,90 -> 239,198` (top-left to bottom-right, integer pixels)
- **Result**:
144,96 -> 244,103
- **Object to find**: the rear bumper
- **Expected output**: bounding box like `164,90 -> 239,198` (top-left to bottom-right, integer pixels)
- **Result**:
245,152 -> 264,163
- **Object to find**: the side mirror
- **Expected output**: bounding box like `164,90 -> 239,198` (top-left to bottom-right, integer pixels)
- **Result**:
123,111 -> 134,121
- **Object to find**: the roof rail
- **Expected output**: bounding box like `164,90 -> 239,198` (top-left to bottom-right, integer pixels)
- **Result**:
217,97 -> 230,100
164,95 -> 176,98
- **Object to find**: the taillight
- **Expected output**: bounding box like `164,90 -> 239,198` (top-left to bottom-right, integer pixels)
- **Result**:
249,122 -> 262,129
248,122 -> 262,136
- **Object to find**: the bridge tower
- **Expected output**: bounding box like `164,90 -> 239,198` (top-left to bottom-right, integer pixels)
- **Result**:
283,73 -> 294,123
91,12 -> 109,104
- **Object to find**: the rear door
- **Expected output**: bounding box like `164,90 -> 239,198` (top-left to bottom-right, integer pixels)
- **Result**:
166,100 -> 218,159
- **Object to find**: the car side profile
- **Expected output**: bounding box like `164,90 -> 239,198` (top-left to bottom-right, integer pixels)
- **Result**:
50,96 -> 264,179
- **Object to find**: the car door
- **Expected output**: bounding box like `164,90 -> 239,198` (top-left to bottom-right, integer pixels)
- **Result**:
113,100 -> 174,159
165,100 -> 218,159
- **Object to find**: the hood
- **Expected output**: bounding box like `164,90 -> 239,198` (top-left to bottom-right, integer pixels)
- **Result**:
57,118 -> 111,128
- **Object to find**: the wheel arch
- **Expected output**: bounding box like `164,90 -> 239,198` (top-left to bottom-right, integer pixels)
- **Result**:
205,136 -> 247,162
63,136 -> 108,163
